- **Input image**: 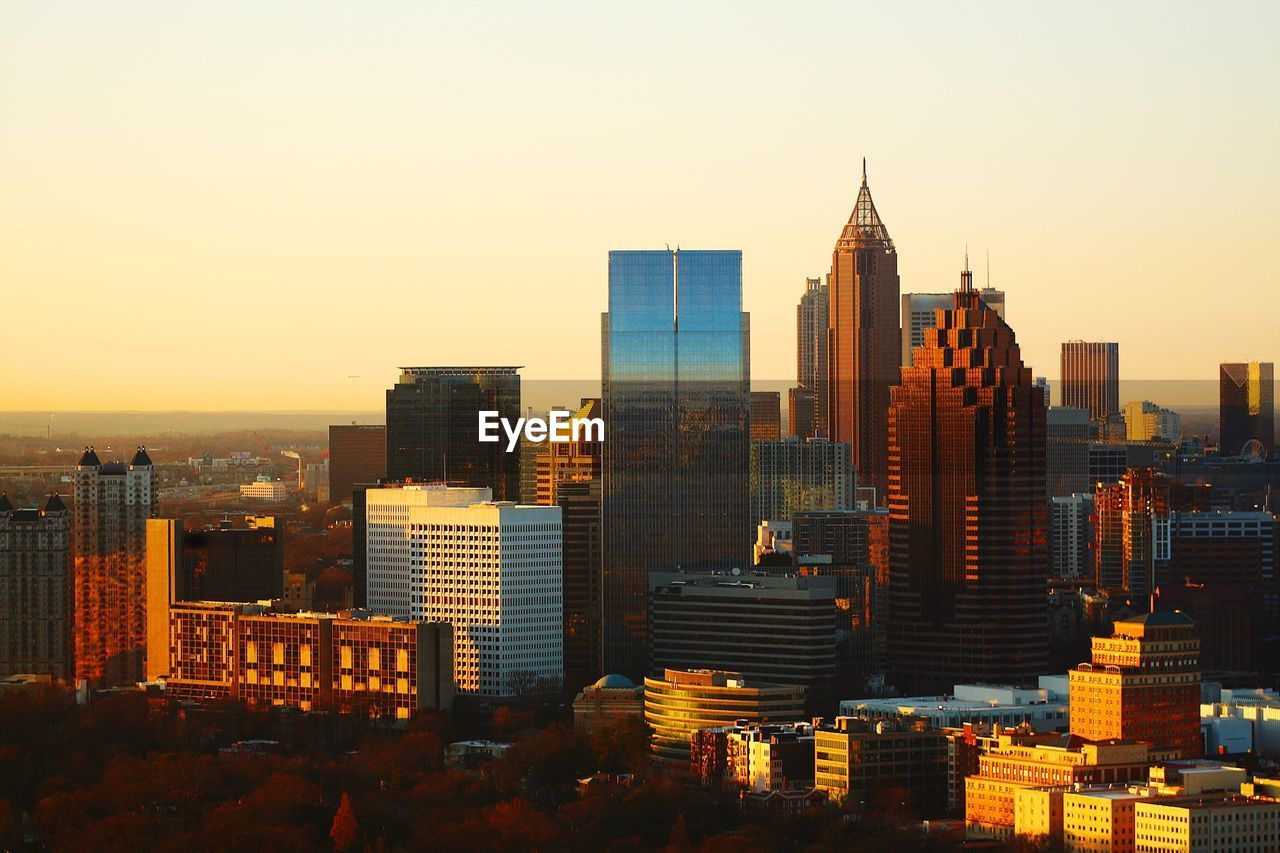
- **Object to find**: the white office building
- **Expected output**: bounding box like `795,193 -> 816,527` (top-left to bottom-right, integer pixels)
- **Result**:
840,677 -> 1070,731
365,485 -> 562,699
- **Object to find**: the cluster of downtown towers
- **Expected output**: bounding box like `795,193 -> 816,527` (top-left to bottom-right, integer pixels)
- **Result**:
378,170 -> 1050,695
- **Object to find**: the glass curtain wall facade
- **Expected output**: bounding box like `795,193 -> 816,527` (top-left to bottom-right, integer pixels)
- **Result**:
602,249 -> 750,680
384,367 -> 521,500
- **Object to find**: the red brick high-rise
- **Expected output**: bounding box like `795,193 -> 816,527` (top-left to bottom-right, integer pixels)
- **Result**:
827,161 -> 899,504
887,267 -> 1048,694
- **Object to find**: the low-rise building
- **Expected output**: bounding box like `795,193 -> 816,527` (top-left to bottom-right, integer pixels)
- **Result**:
1202,687 -> 1280,759
240,477 -> 287,502
163,601 -> 452,719
842,678 -> 1070,731
572,674 -> 643,733
1134,795 -> 1280,852
813,715 -> 948,815
644,669 -> 806,764
690,722 -> 815,791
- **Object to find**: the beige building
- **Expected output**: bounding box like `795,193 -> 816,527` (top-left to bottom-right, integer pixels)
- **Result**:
1063,789 -> 1143,852
1135,796 -> 1280,852
965,732 -> 1150,840
573,673 -> 643,733
814,715 -> 948,813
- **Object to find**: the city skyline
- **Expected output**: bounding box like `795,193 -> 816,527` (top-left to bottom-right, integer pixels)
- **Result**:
4,2 -> 1280,411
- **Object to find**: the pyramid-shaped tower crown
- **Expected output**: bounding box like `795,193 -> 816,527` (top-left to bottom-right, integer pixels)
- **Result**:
130,446 -> 154,467
0,492 -> 13,513
835,159 -> 894,251
78,446 -> 101,467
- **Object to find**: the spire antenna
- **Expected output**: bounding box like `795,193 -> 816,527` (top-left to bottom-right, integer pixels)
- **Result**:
861,157 -> 867,185
986,249 -> 990,288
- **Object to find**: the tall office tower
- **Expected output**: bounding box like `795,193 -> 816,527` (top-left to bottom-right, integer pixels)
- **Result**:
792,509 -> 889,682
1046,407 -> 1092,496
1060,341 -> 1119,420
0,494 -> 72,680
602,249 -> 751,679
1165,509 -> 1277,668
796,276 -> 828,438
648,572 -> 837,713
749,437 -> 855,527
902,291 -> 1007,368
363,484 -> 492,618
788,387 -> 816,439
886,270 -> 1048,694
749,391 -> 782,443
384,367 -> 521,499
559,477 -> 602,693
827,163 -> 899,503
534,398 -> 602,506
366,485 -> 561,698
328,424 -> 386,507
145,517 -> 284,680
74,447 -> 156,686
1092,469 -> 1211,605
1220,362 -> 1275,457
1069,611 -> 1201,760
1124,400 -> 1181,442
1050,494 -> 1093,580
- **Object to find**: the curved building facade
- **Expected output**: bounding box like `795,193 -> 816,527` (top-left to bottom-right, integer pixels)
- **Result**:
644,668 -> 806,764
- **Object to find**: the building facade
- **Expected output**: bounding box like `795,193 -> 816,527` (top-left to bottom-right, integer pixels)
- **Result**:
328,424 -> 386,507
644,668 -> 806,764
1220,361 -> 1275,457
827,163 -> 899,503
0,494 -> 72,680
384,366 -> 521,499
887,276 -> 1049,694
1060,341 -> 1119,420
163,601 -> 452,718
1124,400 -> 1181,442
602,249 -> 751,679
813,715 -> 948,814
796,276 -> 828,439
1069,611 -> 1201,760
649,572 -> 837,712
749,391 -> 782,443
74,447 -> 157,686
749,438 -> 855,527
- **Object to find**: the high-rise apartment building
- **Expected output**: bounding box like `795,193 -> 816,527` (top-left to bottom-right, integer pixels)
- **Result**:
145,517 -> 284,680
827,163 -> 899,503
1049,494 -> 1093,580
887,273 -> 1048,694
1220,361 -> 1274,457
328,424 -> 386,507
1060,341 -> 1119,420
1091,468 -> 1210,605
0,494 -> 72,680
384,367 -> 521,500
365,486 -> 561,698
796,276 -> 829,438
163,601 -> 452,718
602,249 -> 751,679
1068,611 -> 1201,760
749,437 -> 854,527
74,447 -> 157,686
749,391 -> 782,443
648,571 -> 837,712
1124,400 -> 1181,442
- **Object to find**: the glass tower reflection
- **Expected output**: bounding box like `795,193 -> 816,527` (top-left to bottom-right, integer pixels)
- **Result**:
602,250 -> 751,680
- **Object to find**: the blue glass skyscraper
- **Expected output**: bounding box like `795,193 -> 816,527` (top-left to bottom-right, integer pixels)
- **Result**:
601,249 -> 751,680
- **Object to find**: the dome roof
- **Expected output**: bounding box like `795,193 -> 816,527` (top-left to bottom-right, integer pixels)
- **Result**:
592,674 -> 635,689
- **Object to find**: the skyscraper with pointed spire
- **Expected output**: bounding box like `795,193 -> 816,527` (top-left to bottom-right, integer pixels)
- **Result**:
827,161 -> 900,503
74,446 -> 156,686
887,265 -> 1049,693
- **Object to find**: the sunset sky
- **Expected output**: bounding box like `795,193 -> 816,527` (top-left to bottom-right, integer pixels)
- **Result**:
3,1 -> 1277,411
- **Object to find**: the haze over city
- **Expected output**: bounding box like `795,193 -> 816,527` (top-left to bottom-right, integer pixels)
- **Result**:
4,1 -> 1279,411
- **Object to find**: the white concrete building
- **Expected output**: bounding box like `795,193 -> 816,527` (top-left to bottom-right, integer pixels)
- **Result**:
240,477 -> 286,502
841,677 -> 1070,731
365,485 -> 562,699
1202,687 -> 1280,759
